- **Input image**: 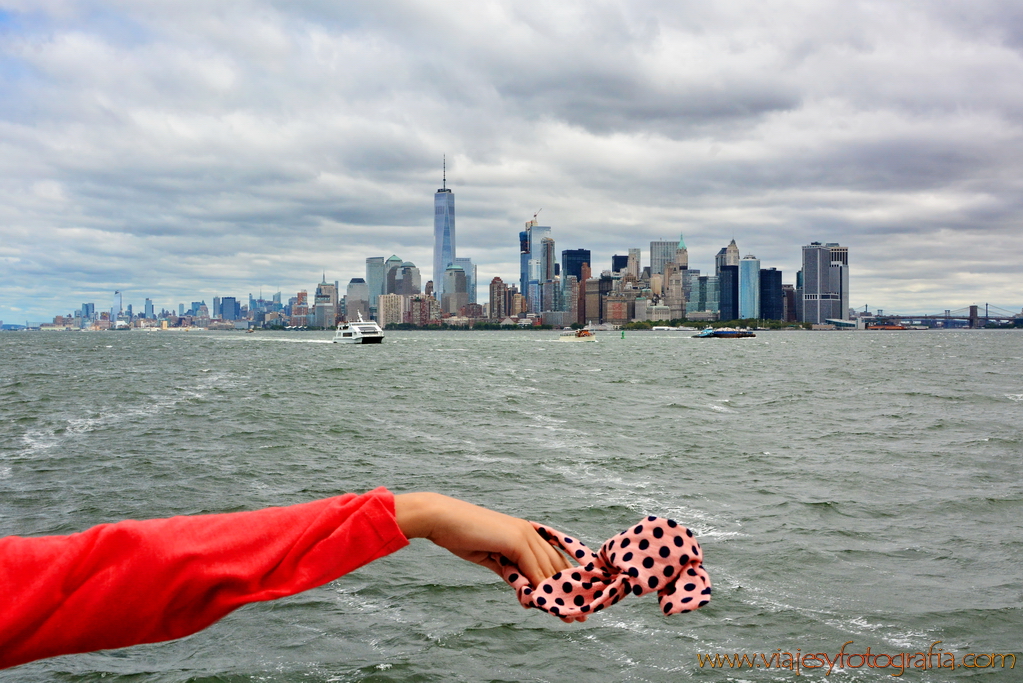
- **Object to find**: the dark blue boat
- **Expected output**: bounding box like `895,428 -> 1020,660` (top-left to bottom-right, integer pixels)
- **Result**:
693,327 -> 756,338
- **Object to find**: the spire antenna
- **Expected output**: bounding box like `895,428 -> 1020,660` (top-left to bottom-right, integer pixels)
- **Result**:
443,154 -> 446,190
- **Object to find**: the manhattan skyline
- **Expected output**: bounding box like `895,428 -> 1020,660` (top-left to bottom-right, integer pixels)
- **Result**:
2,2 -> 1022,321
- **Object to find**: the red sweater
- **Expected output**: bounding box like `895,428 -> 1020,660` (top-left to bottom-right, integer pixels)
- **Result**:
0,488 -> 409,669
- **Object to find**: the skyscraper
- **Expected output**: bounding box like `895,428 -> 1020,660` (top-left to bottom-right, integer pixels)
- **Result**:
561,249 -> 590,283
111,291 -> 122,321
687,275 -> 720,317
718,265 -> 739,321
539,238 -> 556,311
683,268 -> 699,307
829,244 -> 850,319
627,248 -> 641,278
442,265 -> 468,314
782,283 -> 796,322
801,242 -> 849,323
584,277 -> 601,325
433,159 -> 456,298
675,234 -> 689,269
383,255 -> 404,294
454,257 -> 476,304
519,229 -> 530,296
649,240 -> 676,276
489,277 -> 508,320
715,239 -> 740,275
221,297 -> 238,321
519,216 -> 551,312
563,276 -> 580,323
365,257 -> 386,312
760,268 -> 784,320
345,278 -> 370,321
144,298 -> 154,320
314,276 -> 338,328
663,264 -> 685,320
578,262 -> 592,324
739,255 -> 761,319
394,262 -> 422,296
539,239 -> 556,282
377,293 -> 404,328
291,291 -> 309,326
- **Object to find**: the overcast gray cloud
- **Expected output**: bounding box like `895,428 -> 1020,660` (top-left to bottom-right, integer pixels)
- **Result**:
1,0 -> 1021,321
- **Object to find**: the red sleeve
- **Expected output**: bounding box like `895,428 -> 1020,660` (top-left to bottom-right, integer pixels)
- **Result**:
0,487 -> 409,670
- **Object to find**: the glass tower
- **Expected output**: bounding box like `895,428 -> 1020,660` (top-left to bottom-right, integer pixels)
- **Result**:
454,257 -> 476,304
365,257 -> 385,312
433,160 -> 456,299
519,218 -> 551,312
718,266 -> 739,321
561,249 -> 591,282
739,255 -> 761,319
687,275 -> 720,315
759,268 -> 784,320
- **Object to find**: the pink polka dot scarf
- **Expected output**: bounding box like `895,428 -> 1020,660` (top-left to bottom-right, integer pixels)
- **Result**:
498,517 -> 711,620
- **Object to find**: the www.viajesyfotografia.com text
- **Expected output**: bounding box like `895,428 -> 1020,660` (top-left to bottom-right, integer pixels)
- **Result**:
696,641 -> 1015,677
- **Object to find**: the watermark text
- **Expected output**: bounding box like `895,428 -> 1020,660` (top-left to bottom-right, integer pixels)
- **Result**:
696,641 -> 1015,677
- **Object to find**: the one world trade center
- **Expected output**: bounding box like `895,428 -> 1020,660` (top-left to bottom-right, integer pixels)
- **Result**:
433,158 -> 456,298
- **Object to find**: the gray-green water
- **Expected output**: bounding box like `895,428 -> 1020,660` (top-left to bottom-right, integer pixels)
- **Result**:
1,330 -> 1021,681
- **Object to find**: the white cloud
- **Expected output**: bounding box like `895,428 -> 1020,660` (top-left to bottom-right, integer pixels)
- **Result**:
1,0 -> 1021,320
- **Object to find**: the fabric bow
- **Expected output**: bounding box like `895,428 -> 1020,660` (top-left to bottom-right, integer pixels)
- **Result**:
497,516 -> 711,621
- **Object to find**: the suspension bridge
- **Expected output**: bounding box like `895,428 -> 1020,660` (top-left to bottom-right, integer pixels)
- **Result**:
864,304 -> 1022,328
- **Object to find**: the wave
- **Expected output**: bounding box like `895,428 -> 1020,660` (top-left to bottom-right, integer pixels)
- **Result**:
10,372 -> 228,460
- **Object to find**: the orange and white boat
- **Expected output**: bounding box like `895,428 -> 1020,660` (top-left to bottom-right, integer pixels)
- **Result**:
557,328 -> 598,342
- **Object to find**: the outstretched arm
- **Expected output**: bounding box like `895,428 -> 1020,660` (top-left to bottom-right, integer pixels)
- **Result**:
1,488 -> 574,670
0,488 -> 408,669
394,492 -> 584,623
395,492 -> 572,585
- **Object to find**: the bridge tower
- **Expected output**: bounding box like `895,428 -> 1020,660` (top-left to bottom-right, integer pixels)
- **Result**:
969,305 -> 980,328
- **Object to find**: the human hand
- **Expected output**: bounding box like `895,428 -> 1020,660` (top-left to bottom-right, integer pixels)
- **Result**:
393,492 -> 585,621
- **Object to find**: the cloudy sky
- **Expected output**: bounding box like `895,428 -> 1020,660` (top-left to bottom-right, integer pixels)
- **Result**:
2,0 -> 1021,321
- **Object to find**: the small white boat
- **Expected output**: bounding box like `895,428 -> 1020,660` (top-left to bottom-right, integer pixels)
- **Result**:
333,313 -> 384,344
557,328 -> 598,342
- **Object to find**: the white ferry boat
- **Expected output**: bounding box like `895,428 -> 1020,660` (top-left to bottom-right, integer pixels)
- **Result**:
333,313 -> 385,344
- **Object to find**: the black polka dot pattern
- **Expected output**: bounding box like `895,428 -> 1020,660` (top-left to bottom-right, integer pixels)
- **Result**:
495,518 -> 712,621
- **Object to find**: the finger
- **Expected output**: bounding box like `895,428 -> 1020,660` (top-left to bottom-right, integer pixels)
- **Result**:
477,553 -> 504,576
529,532 -> 567,578
535,533 -> 572,573
510,523 -> 573,582
514,540 -> 550,586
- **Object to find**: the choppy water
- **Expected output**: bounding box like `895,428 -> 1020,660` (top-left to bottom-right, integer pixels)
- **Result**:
1,329 -> 1021,682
